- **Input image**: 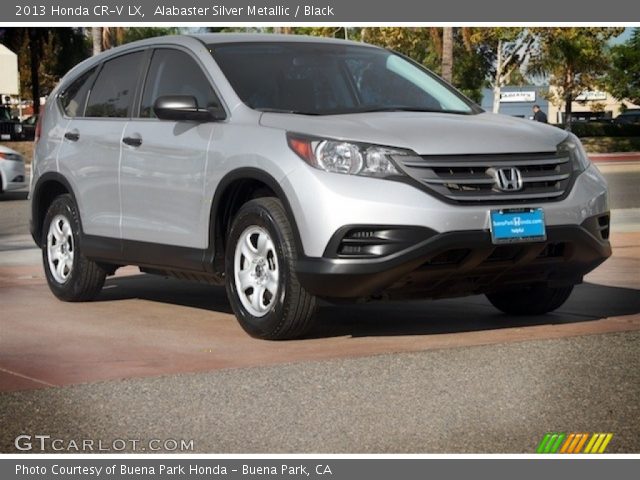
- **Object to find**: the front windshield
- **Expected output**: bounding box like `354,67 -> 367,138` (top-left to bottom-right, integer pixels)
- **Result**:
0,108 -> 11,121
209,42 -> 477,115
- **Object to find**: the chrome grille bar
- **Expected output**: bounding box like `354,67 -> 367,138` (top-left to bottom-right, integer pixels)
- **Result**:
395,152 -> 574,204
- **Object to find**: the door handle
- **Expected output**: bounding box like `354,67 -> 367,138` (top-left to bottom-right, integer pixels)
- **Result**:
64,131 -> 80,142
122,135 -> 142,147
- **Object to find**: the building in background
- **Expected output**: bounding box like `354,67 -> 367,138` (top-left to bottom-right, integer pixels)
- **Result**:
482,85 -> 639,124
0,43 -> 19,101
481,86 -> 549,120
547,90 -> 639,124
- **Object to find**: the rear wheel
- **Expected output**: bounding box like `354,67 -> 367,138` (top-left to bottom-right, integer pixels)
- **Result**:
225,197 -> 317,340
42,194 -> 106,301
486,285 -> 574,315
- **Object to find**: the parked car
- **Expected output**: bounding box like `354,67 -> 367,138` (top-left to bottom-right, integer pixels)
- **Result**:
29,34 -> 611,339
15,115 -> 38,141
613,110 -> 640,124
0,105 -> 21,141
0,144 -> 27,193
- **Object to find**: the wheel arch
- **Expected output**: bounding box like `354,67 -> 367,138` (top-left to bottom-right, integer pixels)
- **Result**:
208,168 -> 304,273
31,172 -> 80,248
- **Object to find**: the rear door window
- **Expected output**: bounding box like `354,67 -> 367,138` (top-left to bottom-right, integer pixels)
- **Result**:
86,51 -> 145,118
59,67 -> 98,117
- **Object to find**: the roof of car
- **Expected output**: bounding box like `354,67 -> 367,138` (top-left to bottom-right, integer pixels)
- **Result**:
57,33 -> 381,90
189,33 -> 376,48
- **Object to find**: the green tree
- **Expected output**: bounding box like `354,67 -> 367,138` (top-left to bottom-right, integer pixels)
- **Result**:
294,26 -> 353,40
359,28 -> 488,102
0,28 -> 88,111
603,28 -> 640,105
121,27 -> 180,44
527,27 -> 624,129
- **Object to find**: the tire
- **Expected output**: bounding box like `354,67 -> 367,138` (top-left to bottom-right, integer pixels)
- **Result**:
225,197 -> 317,340
42,194 -> 106,301
486,285 -> 574,315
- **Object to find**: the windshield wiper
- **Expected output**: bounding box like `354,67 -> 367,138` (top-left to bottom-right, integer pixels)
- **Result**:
255,106 -> 472,116
343,106 -> 471,115
255,107 -> 321,116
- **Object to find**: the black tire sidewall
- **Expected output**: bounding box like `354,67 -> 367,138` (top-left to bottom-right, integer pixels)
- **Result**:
42,195 -> 85,299
225,200 -> 293,338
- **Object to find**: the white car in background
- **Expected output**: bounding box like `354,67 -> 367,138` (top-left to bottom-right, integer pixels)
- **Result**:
0,145 -> 27,194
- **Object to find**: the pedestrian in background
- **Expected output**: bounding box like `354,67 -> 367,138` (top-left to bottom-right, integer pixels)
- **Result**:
533,104 -> 548,123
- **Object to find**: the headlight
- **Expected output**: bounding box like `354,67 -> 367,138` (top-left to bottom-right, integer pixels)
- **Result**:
557,133 -> 590,172
287,133 -> 406,178
14,124 -> 22,134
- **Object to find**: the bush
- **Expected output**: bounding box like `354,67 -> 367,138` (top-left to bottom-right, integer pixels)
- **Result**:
580,136 -> 640,153
564,122 -> 640,137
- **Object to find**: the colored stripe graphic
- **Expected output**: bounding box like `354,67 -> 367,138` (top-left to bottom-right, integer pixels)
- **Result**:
560,433 -> 575,453
537,433 -> 613,453
550,433 -> 566,453
536,433 -> 553,453
584,434 -> 599,453
598,434 -> 613,453
573,433 -> 589,453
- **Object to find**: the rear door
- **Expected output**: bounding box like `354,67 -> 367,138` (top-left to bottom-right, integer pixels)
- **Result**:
57,51 -> 146,239
120,47 -> 222,251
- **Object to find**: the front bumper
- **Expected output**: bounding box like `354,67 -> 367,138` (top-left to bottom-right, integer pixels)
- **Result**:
296,215 -> 611,300
282,163 -> 609,258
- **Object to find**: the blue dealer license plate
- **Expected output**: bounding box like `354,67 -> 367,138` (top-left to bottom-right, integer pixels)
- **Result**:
490,208 -> 546,244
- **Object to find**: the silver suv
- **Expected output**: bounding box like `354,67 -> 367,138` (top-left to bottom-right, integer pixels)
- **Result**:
29,34 -> 611,339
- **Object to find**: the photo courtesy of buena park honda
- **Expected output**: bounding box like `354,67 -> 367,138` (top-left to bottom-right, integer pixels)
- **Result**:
0,2 -> 639,471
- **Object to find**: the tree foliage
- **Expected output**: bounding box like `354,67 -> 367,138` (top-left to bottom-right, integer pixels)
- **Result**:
603,28 -> 640,105
359,28 -> 489,102
0,28 -> 89,110
0,27 -> 631,120
527,27 -> 624,128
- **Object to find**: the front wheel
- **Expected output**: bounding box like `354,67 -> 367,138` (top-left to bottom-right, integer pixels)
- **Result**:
42,194 -> 106,301
486,285 -> 574,315
225,197 -> 317,340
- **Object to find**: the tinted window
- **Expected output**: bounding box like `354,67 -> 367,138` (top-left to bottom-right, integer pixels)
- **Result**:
86,52 -> 144,118
59,67 -> 97,117
210,42 -> 474,115
140,49 -> 219,118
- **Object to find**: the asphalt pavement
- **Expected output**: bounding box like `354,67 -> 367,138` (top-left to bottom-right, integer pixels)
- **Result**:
1,331 -> 638,453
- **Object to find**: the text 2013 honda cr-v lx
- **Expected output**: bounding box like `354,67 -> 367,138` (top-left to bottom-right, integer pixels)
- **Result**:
29,34 -> 611,339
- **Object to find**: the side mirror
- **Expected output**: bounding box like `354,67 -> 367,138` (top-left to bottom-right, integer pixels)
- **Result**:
153,95 -> 225,122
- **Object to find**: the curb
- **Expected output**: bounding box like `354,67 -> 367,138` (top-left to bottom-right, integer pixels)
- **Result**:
589,153 -> 640,163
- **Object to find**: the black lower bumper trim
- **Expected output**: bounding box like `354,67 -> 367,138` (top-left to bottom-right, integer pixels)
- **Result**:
296,222 -> 611,300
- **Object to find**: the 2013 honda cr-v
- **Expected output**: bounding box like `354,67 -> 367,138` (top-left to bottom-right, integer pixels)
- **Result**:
29,34 -> 611,339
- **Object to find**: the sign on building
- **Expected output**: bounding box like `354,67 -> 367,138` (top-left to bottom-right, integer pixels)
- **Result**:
500,91 -> 536,103
575,91 -> 608,101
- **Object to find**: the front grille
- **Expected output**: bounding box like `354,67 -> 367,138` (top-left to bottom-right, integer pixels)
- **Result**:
0,122 -> 13,135
394,152 -> 574,204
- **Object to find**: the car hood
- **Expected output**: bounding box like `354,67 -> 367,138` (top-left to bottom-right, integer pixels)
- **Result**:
259,111 -> 569,155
